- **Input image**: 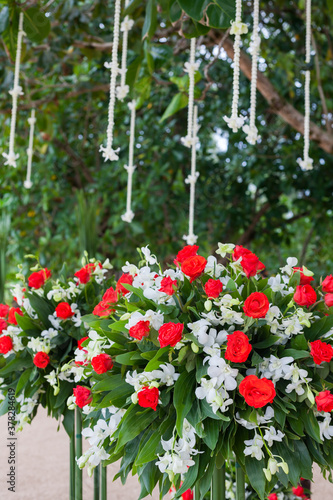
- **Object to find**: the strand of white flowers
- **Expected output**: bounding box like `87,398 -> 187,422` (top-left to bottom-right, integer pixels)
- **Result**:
121,100 -> 136,223
2,13 -> 25,168
117,0 -> 133,101
298,0 -> 313,171
24,109 -> 36,189
181,37 -> 197,148
99,0 -> 122,162
223,0 -> 248,132
243,0 -> 260,145
183,105 -> 199,245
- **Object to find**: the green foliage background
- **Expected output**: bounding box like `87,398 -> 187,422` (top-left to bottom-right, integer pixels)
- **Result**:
0,0 -> 333,293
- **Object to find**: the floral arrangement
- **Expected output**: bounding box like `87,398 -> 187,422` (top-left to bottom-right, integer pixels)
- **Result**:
63,243 -> 333,499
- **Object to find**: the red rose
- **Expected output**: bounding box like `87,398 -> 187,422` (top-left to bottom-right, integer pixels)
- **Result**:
55,302 -> 74,319
322,275 -> 333,293
93,300 -> 115,317
325,293 -> 333,307
73,386 -> 93,408
293,267 -> 314,286
268,494 -> 278,500
0,335 -> 13,354
310,340 -> 333,365
91,353 -> 113,374
116,273 -> 134,295
129,320 -> 150,340
33,351 -> 50,369
315,390 -> 333,412
204,279 -> 223,298
102,286 -> 118,303
159,276 -> 177,295
182,490 -> 193,500
292,486 -> 304,497
74,263 -> 95,284
293,285 -> 317,307
137,386 -> 159,411
225,331 -> 252,363
243,292 -> 269,318
0,319 -> 7,334
8,307 -> 23,325
181,255 -> 207,283
174,245 -> 199,266
239,375 -> 276,408
233,245 -> 265,278
78,336 -> 89,350
0,304 -> 9,318
28,268 -> 51,289
158,322 -> 184,348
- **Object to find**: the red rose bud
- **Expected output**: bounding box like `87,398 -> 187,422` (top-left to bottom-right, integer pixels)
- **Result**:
325,293 -> 333,307
268,494 -> 278,500
181,255 -> 207,283
243,292 -> 269,318
225,331 -> 252,363
159,276 -> 177,295
73,386 -> 93,408
78,336 -> 89,350
8,307 -> 23,325
0,304 -> 9,318
74,263 -> 96,284
137,386 -> 159,411
28,268 -> 52,289
310,340 -> 333,365
322,275 -> 333,293
0,319 -> 7,334
129,320 -> 150,340
116,273 -> 133,295
91,353 -> 113,374
158,322 -> 184,348
293,285 -> 317,307
0,335 -> 13,354
55,302 -> 74,319
239,375 -> 276,408
204,278 -> 223,298
33,351 -> 50,369
93,300 -> 115,317
293,267 -> 314,286
232,245 -> 265,278
292,485 -> 304,497
174,245 -> 199,266
315,390 -> 333,412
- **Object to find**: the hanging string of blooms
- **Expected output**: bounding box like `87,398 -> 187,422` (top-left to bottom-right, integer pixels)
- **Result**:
99,0 -> 122,162
183,105 -> 199,245
117,0 -> 134,101
181,38 -> 199,148
223,0 -> 248,132
297,0 -> 313,171
24,109 -> 36,189
121,100 -> 136,223
242,0 -> 261,145
2,12 -> 25,168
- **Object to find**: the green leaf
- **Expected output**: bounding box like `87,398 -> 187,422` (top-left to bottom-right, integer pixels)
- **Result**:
142,0 -> 157,40
160,92 -> 188,122
202,418 -> 222,450
62,407 -> 75,438
99,382 -> 134,408
245,457 -> 266,499
115,404 -> 159,451
0,394 -> 8,417
0,6 -> 9,33
135,418 -> 172,465
26,292 -> 54,328
304,315 -> 333,341
145,346 -> 169,371
93,373 -> 125,392
300,407 -> 322,443
253,336 -> 281,349
282,349 -> 310,359
23,7 -> 51,43
15,367 -> 33,396
174,370 -> 196,435
0,355 -> 33,376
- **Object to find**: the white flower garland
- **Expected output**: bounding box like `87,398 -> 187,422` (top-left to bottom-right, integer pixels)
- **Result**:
298,0 -> 313,171
99,0 -> 122,162
117,0 -> 134,101
243,0 -> 261,145
223,0 -> 248,132
183,105 -> 199,245
121,100 -> 136,223
24,109 -> 36,189
181,38 -> 199,148
2,13 -> 25,168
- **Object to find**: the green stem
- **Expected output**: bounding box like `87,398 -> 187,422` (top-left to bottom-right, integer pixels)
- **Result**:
211,464 -> 225,500
101,465 -> 107,500
75,408 -> 82,500
236,463 -> 245,500
194,484 -> 200,500
94,465 -> 100,500
70,430 -> 76,500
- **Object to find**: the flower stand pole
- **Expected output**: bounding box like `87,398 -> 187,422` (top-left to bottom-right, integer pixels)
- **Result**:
94,465 -> 100,500
101,465 -> 107,500
211,464 -> 225,500
75,408 -> 83,500
70,431 -> 76,500
235,463 -> 245,500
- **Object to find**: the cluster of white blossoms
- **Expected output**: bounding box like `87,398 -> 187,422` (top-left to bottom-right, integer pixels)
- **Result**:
318,412 -> 333,440
126,363 -> 179,399
156,419 -> 199,481
259,355 -> 312,397
15,392 -> 40,431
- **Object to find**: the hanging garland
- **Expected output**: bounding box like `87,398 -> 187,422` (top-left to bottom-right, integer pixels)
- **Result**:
2,12 -> 25,168
117,0 -> 134,101
183,105 -> 199,245
181,38 -> 199,148
99,0 -> 122,162
121,100 -> 136,223
298,0 -> 313,171
24,109 -> 36,189
223,0 -> 248,132
242,0 -> 261,145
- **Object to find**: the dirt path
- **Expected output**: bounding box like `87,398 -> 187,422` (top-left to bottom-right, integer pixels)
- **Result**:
0,408 -> 331,499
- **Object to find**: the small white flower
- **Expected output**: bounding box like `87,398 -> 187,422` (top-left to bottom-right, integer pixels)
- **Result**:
244,434 -> 265,460
263,426 -> 284,446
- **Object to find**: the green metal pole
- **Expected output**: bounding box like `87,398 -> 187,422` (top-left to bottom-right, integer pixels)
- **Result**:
235,463 -> 245,500
75,408 -> 82,500
94,465 -> 100,500
211,464 -> 225,500
101,465 -> 107,500
70,430 -> 76,500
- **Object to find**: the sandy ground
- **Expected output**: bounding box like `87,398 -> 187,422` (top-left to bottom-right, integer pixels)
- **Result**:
0,408 -> 331,499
